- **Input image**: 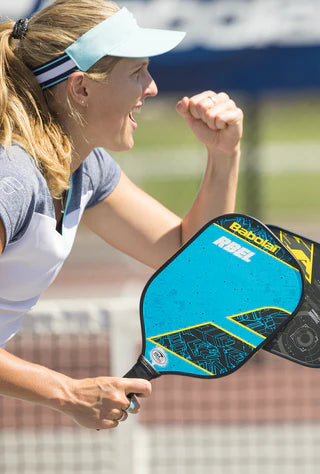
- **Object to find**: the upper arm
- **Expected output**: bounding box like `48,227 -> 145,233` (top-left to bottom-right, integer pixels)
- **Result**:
0,218 -> 5,255
82,171 -> 182,268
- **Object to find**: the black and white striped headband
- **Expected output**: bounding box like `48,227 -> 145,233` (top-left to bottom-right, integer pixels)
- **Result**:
33,53 -> 79,90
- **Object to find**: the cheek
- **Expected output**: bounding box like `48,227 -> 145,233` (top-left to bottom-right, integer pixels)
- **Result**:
96,102 -> 124,130
104,99 -> 129,122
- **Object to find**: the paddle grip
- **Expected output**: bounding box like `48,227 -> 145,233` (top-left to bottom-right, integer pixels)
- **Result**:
124,355 -> 159,400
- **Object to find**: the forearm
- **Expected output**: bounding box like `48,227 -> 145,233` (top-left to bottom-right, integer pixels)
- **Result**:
0,348 -> 151,429
0,348 -> 72,411
82,149 -> 240,270
181,146 -> 240,243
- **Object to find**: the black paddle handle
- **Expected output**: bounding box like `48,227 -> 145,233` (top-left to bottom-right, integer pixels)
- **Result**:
124,355 -> 160,400
124,354 -> 159,380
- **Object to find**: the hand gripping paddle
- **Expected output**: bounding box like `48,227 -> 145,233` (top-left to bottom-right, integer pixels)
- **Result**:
264,225 -> 320,367
124,214 -> 303,383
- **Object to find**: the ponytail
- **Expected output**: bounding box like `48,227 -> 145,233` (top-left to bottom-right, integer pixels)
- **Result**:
0,21 -> 71,198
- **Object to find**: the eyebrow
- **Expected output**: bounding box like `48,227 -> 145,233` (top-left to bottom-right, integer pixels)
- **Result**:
131,58 -> 150,69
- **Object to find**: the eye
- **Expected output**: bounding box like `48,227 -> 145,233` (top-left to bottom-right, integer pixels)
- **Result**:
132,63 -> 149,77
132,67 -> 143,76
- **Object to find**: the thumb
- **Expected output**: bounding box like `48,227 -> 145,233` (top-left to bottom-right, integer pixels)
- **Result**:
176,96 -> 190,118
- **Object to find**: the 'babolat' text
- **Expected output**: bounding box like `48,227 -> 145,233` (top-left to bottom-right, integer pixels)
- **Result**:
213,236 -> 255,262
229,222 -> 280,253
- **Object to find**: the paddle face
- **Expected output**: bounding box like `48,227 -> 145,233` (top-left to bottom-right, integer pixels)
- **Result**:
137,214 -> 303,379
264,226 -> 320,367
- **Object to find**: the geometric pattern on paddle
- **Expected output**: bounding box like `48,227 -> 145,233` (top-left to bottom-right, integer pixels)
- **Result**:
231,307 -> 291,338
149,323 -> 253,377
149,307 -> 290,377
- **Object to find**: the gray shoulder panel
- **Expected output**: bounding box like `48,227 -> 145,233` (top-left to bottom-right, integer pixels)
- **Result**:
83,148 -> 121,210
0,145 -> 52,246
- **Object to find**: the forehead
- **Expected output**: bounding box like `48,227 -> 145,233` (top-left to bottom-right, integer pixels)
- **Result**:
117,57 -> 150,70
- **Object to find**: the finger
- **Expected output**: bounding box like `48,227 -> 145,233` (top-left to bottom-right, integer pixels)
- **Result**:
209,99 -> 237,114
109,408 -> 124,420
176,96 -> 190,118
215,108 -> 244,128
176,91 -> 219,120
204,106 -> 243,131
176,92 -> 233,124
97,419 -> 119,430
123,378 -> 152,398
203,92 -> 231,109
215,92 -> 230,103
189,93 -> 231,121
190,94 -> 236,123
120,412 -> 128,422
189,90 -> 224,105
99,391 -> 132,412
115,410 -> 128,422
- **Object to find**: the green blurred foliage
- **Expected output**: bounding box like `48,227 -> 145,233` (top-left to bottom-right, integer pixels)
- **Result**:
115,93 -> 320,221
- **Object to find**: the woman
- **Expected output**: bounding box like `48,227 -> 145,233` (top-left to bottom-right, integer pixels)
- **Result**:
0,0 -> 243,430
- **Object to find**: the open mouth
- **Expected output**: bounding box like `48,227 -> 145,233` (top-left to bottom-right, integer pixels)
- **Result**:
129,105 -> 142,126
129,112 -> 137,124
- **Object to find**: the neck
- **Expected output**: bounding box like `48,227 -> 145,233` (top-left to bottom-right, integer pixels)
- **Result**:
63,119 -> 94,174
70,139 -> 92,174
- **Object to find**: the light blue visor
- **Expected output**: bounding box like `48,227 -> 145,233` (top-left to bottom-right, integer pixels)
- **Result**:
33,7 -> 185,90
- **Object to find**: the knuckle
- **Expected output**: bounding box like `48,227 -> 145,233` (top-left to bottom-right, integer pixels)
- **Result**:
204,109 -> 214,121
109,377 -> 122,388
205,108 -> 216,121
188,98 -> 198,108
217,92 -> 229,101
110,393 -> 125,406
194,101 -> 204,111
227,99 -> 236,108
236,107 -> 244,119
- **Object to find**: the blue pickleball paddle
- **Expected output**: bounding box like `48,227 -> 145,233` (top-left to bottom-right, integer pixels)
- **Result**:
125,214 -> 304,381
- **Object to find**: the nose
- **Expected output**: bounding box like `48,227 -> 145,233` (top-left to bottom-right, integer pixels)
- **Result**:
143,70 -> 158,98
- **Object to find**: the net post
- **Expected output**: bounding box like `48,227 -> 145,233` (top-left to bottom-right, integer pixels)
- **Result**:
108,298 -> 144,474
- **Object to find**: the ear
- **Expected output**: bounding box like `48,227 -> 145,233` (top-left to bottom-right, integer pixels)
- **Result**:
67,72 -> 89,107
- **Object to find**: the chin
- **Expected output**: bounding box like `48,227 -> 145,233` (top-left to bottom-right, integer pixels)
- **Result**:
110,139 -> 134,152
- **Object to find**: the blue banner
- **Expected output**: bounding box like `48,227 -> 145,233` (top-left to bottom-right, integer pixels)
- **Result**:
2,0 -> 320,93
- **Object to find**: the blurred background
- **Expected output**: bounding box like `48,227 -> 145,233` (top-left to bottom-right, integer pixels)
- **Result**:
1,0 -> 320,473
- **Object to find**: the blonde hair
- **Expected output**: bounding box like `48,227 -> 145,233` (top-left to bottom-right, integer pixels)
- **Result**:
0,0 -> 121,198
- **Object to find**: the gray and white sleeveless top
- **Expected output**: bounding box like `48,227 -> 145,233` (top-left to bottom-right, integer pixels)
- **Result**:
0,145 -> 121,346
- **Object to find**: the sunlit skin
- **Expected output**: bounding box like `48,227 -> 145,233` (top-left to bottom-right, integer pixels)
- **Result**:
81,58 -> 157,151
53,58 -> 158,171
